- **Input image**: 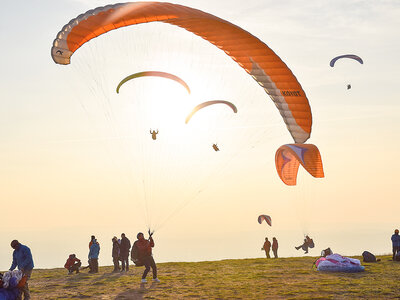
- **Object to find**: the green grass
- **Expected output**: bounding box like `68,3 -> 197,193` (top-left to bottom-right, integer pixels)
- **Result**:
25,256 -> 399,299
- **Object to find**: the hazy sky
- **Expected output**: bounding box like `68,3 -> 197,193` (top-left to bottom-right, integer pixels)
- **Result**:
1,0 -> 399,270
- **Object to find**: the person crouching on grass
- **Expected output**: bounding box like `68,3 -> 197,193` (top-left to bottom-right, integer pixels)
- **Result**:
64,254 -> 81,274
131,232 -> 160,283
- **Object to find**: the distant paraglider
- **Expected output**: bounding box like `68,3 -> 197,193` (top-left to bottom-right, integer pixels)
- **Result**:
329,54 -> 363,67
330,55 -> 363,90
116,71 -> 190,94
185,100 -> 238,124
258,215 -> 272,226
150,129 -> 159,140
212,144 -> 220,152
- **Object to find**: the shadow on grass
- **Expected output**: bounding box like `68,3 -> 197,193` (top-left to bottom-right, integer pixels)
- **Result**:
317,271 -> 367,279
115,282 -> 158,300
66,271 -> 125,283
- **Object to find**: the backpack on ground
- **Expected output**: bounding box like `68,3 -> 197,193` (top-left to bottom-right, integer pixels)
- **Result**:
362,251 -> 377,262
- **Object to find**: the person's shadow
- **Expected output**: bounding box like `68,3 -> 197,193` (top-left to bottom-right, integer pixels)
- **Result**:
115,282 -> 158,299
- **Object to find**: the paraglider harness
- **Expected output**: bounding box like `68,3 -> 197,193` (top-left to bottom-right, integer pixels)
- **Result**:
312,247 -> 333,269
362,251 -> 380,262
131,229 -> 154,266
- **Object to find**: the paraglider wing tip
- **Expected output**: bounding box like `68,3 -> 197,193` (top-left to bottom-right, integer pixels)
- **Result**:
51,53 -> 70,65
116,84 -> 122,94
51,44 -> 71,65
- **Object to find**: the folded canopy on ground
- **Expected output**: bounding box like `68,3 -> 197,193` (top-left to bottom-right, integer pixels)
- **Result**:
316,254 -> 365,272
51,1 -> 313,144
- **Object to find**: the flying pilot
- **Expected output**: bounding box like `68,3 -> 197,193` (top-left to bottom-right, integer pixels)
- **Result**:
150,129 -> 159,140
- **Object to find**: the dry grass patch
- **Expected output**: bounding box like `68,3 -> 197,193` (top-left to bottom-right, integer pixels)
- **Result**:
23,256 -> 400,299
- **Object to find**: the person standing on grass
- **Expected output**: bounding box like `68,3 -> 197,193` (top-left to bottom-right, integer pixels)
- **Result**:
120,233 -> 131,272
9,240 -> 34,300
112,236 -> 120,273
88,239 -> 100,273
132,232 -> 160,283
391,229 -> 400,261
272,237 -> 278,258
262,237 -> 271,258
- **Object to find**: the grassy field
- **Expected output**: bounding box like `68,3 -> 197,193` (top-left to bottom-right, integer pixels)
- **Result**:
26,255 -> 399,299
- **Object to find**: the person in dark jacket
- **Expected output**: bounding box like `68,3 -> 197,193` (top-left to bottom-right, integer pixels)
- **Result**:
112,236 -> 120,273
261,237 -> 271,258
64,254 -> 81,274
120,233 -> 131,272
132,232 -> 160,283
88,239 -> 100,273
10,240 -> 34,300
272,237 -> 278,258
391,229 -> 400,260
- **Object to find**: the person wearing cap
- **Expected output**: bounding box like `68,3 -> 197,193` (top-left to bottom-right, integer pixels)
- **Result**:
131,232 -> 160,283
88,239 -> 100,273
391,229 -> 400,261
64,254 -> 81,274
112,236 -> 120,273
9,240 -> 34,299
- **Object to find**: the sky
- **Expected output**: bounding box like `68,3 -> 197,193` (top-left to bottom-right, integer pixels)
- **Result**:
1,0 -> 400,270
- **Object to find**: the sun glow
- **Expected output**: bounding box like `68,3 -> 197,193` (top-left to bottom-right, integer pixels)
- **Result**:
56,20 -> 287,233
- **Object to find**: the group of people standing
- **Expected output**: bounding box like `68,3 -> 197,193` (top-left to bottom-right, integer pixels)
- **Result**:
5,229 -> 400,299
64,232 -> 159,283
261,237 -> 278,258
111,232 -> 159,283
112,233 -> 131,273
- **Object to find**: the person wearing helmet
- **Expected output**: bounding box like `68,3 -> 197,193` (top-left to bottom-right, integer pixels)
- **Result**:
391,229 -> 400,261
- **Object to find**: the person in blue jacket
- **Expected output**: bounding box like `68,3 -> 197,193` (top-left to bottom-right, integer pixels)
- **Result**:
9,240 -> 34,300
391,229 -> 400,261
88,239 -> 100,273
